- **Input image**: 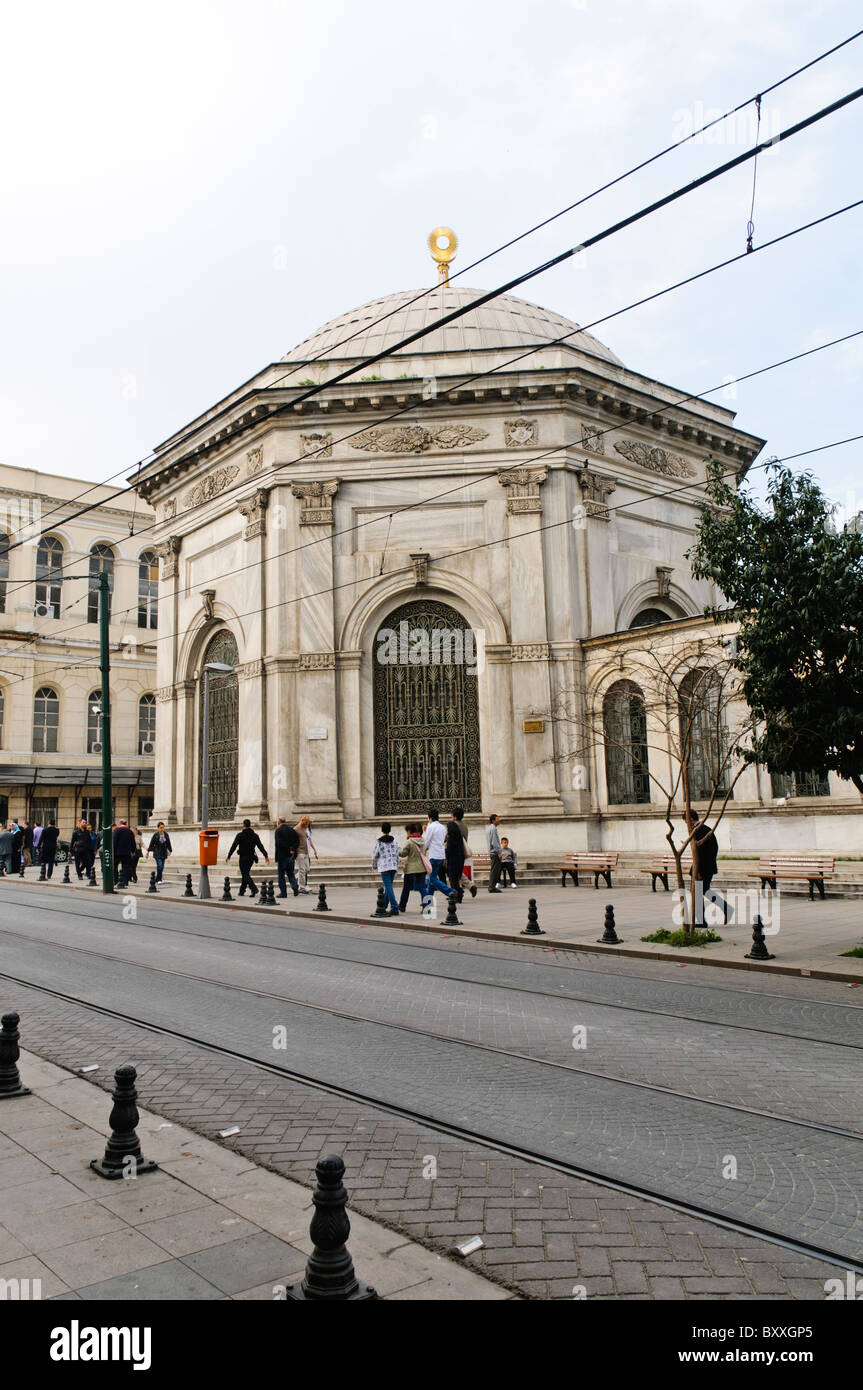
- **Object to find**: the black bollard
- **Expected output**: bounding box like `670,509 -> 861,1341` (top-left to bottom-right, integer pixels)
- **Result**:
285,1156 -> 377,1301
269,880 -> 279,906
221,877 -> 233,902
597,904 -> 621,944
38,864 -> 46,882
372,886 -> 387,918
89,866 -> 98,886
147,872 -> 157,894
63,864 -> 71,884
444,893 -> 462,927
18,861 -> 25,878
116,864 -> 128,890
261,880 -> 274,906
520,897 -> 545,936
0,1012 -> 31,1100
313,884 -> 331,912
90,1065 -> 157,1179
184,874 -> 194,897
745,915 -> 775,961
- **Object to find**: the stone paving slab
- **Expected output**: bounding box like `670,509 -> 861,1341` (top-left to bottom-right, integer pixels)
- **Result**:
0,1052 -> 508,1302
15,875 -> 862,982
3,990 -> 848,1300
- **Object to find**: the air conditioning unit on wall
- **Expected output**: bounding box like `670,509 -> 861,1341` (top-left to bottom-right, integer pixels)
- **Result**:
91,742 -> 102,754
141,741 -> 155,756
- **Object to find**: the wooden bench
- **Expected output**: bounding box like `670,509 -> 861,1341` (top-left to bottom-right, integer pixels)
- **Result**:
640,857 -> 693,892
748,855 -> 835,901
556,852 -> 618,889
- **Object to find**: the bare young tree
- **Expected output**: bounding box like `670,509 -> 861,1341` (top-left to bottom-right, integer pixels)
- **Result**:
545,629 -> 758,933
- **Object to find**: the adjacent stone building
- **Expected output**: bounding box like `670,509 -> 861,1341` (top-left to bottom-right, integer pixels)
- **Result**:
0,464 -> 157,831
131,263 -> 861,855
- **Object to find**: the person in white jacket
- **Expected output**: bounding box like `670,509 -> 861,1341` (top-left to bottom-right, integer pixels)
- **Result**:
486,813 -> 504,893
371,822 -> 400,915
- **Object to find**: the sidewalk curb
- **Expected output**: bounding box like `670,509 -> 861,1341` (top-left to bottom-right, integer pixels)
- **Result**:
9,877 -> 863,985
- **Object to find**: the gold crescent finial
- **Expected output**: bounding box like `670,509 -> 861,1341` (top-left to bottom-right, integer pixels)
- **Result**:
428,227 -> 457,286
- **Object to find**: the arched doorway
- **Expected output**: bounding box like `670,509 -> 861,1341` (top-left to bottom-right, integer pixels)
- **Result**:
373,599 -> 481,815
198,630 -> 239,820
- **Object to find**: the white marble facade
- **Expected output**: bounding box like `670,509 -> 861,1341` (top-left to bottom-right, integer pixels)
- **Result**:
132,286 -> 861,854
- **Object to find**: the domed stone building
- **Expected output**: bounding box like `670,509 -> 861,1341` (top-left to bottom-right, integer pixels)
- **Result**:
132,248 -> 861,856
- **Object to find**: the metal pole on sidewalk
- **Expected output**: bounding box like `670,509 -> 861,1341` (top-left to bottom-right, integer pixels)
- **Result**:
199,666 -> 212,900
99,571 -> 114,894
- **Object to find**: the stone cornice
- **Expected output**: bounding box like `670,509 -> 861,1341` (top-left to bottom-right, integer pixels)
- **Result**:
132,364 -> 764,505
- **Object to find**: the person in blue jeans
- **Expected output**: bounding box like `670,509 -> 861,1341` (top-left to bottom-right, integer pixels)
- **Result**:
146,824 -> 172,884
274,817 -> 300,898
398,824 -> 430,912
371,822 -> 400,915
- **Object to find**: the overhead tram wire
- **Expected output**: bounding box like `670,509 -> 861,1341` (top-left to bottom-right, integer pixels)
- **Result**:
9,190 -> 860,639
5,369 -> 860,686
6,66 -> 863,565
6,175 -> 863,626
14,27 -> 863,549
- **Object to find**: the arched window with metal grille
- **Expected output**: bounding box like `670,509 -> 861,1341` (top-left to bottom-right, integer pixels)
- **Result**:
87,544 -> 115,624
603,680 -> 651,805
678,668 -> 729,802
138,551 -> 158,630
33,686 -> 60,753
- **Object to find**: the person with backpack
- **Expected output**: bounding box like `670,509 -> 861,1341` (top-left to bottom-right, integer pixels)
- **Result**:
372,822 -> 400,915
146,823 -> 173,884
226,819 -> 270,897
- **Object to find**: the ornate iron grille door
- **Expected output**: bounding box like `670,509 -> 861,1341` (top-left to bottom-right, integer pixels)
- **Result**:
199,630 -> 239,820
373,600 -> 481,815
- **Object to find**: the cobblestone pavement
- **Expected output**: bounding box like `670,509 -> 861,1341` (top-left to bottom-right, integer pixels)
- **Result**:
1,982 -> 842,1301
0,886 -> 859,1296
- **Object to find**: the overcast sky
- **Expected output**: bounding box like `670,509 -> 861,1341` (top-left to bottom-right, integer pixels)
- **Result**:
1,0 -> 860,521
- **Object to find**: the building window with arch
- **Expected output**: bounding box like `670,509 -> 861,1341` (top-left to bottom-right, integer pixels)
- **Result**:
603,680 -> 651,805
199,630 -> 239,820
86,689 -> 107,754
138,693 -> 156,755
33,686 -> 60,753
87,544 -> 115,624
138,551 -> 158,630
0,532 -> 9,613
678,668 -> 729,801
35,536 -> 63,619
629,603 -> 684,629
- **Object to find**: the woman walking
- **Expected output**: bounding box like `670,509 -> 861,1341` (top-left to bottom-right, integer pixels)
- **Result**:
293,815 -> 317,894
372,822 -> 400,915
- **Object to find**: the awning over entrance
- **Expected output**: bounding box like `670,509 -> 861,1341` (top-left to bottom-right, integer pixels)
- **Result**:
0,766 -> 154,787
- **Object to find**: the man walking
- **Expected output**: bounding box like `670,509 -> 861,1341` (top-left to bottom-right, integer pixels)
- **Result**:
70,820 -> 93,879
113,819 -> 137,885
423,808 -> 447,890
38,819 -> 60,879
293,816 -> 317,894
445,806 -> 476,902
686,811 -> 733,925
226,819 -> 270,897
0,823 -> 14,875
274,817 -> 299,898
146,823 -> 173,884
486,813 -> 504,893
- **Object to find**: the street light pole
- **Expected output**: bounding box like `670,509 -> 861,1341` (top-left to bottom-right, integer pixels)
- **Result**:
199,661 -> 234,900
99,571 -> 114,893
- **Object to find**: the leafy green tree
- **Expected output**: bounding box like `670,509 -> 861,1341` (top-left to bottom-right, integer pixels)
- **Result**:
690,460 -> 863,796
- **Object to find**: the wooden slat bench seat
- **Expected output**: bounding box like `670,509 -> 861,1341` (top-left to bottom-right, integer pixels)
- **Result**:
556,852 -> 619,889
748,855 -> 835,901
640,857 -> 693,892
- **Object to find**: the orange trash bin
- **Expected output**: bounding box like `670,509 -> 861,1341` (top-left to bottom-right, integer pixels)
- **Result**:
199,830 -> 219,866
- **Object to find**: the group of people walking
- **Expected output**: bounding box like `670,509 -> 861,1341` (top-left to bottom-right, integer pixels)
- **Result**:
0,818 -> 61,877
372,808 -> 518,916
225,815 -> 317,898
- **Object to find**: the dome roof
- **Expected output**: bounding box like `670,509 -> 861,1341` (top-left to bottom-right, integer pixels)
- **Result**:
281,286 -> 623,366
